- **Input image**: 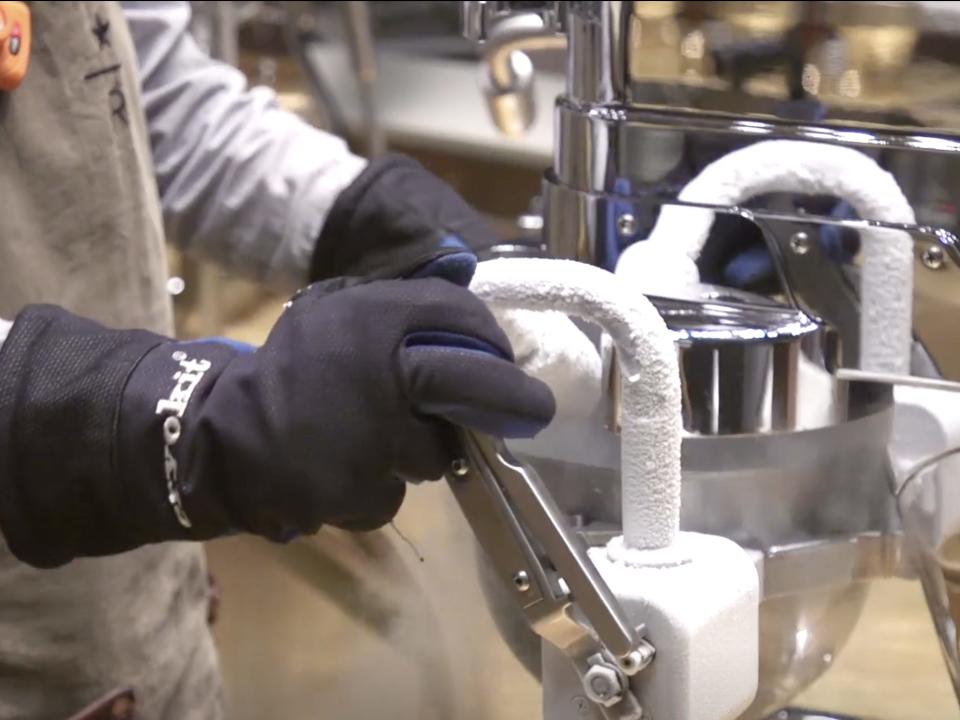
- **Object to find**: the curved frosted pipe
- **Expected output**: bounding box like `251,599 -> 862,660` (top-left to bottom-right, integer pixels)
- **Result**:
472,258 -> 683,550
616,140 -> 916,374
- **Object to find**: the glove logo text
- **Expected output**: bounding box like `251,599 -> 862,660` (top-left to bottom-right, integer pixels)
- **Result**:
155,351 -> 212,529
156,351 -> 212,418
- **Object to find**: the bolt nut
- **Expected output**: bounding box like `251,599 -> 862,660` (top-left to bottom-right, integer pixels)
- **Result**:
583,665 -> 623,708
922,244 -> 945,271
512,570 -> 531,592
789,231 -> 811,255
450,458 -> 470,477
619,641 -> 655,675
617,214 -> 638,237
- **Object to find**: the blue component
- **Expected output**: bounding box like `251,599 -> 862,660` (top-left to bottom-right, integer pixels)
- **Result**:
780,97 -> 828,122
819,201 -> 860,263
723,244 -> 774,288
412,401 -> 547,439
402,335 -> 546,438
403,330 -> 510,361
722,200 -> 859,289
601,178 -> 638,272
182,336 -> 257,354
438,234 -> 469,250
409,247 -> 477,287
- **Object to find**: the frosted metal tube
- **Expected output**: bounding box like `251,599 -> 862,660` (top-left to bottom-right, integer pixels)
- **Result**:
616,140 -> 916,374
471,258 -> 682,550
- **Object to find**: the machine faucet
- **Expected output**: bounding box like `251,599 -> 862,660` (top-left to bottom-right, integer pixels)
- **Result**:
464,2 -> 567,136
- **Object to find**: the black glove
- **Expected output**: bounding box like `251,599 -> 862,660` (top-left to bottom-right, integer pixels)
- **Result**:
0,278 -> 555,568
311,154 -> 494,286
695,199 -> 861,293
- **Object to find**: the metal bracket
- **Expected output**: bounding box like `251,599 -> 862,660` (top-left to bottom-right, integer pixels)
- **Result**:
445,430 -> 653,720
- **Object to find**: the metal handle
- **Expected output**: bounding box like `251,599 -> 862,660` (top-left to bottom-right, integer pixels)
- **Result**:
461,1 -> 566,42
485,436 -> 639,659
446,430 -> 645,665
837,368 -> 960,393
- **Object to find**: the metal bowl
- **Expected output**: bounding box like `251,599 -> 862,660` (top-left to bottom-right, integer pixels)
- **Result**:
482,400 -> 898,717
476,553 -> 871,718
748,584 -> 870,717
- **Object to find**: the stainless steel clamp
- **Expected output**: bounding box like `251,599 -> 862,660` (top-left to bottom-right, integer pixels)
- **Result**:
445,430 -> 655,720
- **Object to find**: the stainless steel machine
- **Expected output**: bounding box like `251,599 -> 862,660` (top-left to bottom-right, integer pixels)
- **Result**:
198,4 -> 960,719
459,2 -> 960,718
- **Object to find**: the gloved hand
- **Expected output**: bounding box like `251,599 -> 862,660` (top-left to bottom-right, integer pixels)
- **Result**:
695,199 -> 861,293
311,154 -> 492,287
0,278 -> 555,568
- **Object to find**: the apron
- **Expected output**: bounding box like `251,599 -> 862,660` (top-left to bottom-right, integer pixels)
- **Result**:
0,3 -> 222,718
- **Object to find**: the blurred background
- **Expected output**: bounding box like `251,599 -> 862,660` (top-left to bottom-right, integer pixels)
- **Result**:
171,3 -> 960,719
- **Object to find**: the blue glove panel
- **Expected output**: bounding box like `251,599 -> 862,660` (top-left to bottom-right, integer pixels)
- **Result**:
409,252 -> 477,286
402,330 -> 548,439
723,244 -> 775,288
712,201 -> 861,291
184,337 -> 256,354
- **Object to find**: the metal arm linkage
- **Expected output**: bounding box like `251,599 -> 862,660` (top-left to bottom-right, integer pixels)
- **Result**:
445,430 -> 654,720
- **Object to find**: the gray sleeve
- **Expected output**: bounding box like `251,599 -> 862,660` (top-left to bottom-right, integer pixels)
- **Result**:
122,1 -> 367,290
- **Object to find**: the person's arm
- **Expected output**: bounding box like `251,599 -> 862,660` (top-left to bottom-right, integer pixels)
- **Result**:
123,2 -> 487,290
123,1 -> 366,289
0,6 -> 557,570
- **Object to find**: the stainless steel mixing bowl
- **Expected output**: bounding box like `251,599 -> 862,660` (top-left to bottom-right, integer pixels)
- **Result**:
478,534 -> 875,719
479,393 -> 898,718
896,445 -> 960,705
749,585 -> 869,717
202,403 -> 897,720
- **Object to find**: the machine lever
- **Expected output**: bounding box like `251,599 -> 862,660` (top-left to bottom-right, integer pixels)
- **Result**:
445,429 -> 652,719
837,368 -> 960,393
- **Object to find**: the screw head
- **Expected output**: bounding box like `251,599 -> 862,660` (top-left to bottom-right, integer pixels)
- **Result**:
450,458 -> 470,477
922,244 -> 945,270
617,214 -> 638,237
512,570 -> 531,592
789,231 -> 811,255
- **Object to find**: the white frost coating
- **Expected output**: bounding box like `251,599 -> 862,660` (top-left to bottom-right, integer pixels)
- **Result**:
582,533 -> 760,720
616,140 -> 916,374
481,306 -> 602,419
606,533 -> 692,568
472,258 -> 682,550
